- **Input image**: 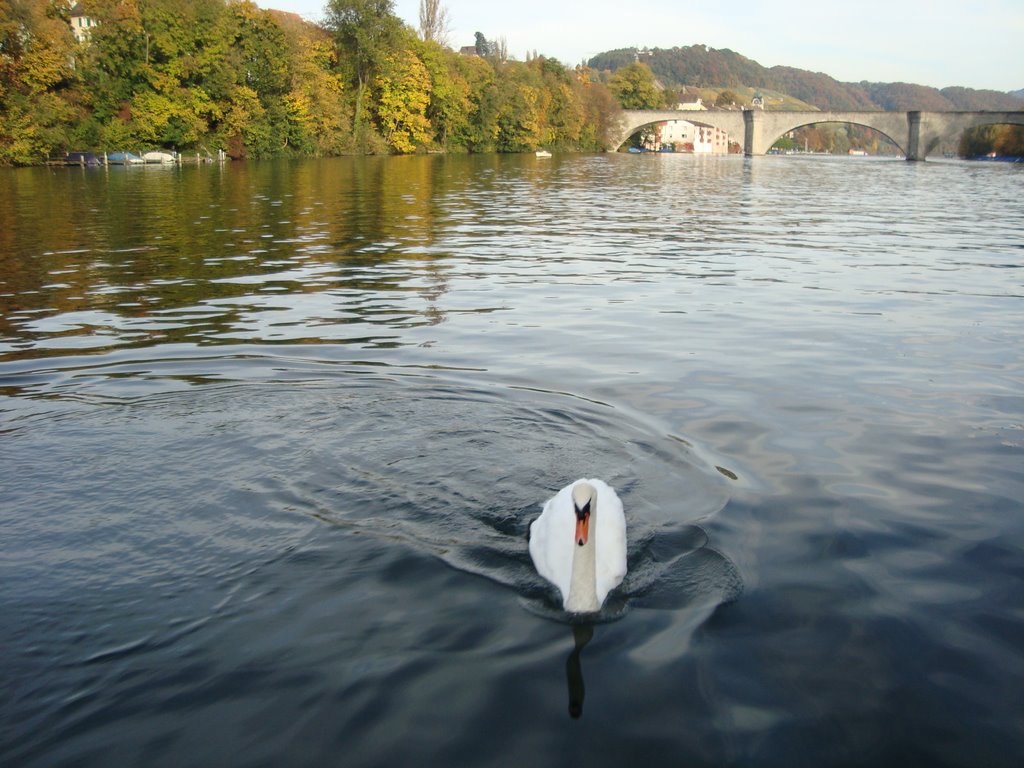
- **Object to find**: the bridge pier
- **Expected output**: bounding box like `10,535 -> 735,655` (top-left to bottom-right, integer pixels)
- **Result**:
743,110 -> 768,157
906,112 -> 924,161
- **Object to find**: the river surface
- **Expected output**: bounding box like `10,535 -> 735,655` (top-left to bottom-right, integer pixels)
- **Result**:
1,154 -> 1022,767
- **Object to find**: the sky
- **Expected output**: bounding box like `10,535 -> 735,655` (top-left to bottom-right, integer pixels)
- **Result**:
256,0 -> 1023,93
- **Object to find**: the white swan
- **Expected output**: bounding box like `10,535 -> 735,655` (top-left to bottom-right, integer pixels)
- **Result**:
529,479 -> 627,613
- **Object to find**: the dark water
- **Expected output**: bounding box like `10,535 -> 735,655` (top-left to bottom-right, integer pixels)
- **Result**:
1,154 -> 1022,766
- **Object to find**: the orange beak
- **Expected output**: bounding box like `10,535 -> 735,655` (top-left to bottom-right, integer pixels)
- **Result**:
575,513 -> 590,547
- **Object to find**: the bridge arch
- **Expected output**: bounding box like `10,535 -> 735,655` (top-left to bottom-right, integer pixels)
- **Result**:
756,113 -> 908,156
913,112 -> 1024,159
743,111 -> 912,157
608,110 -> 745,153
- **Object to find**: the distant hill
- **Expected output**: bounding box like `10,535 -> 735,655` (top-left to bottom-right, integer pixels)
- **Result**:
588,46 -> 1023,111
1011,89 -> 1024,101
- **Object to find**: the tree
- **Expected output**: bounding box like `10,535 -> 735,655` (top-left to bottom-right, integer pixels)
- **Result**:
373,48 -> 431,152
474,31 -> 489,57
280,27 -> 352,155
0,0 -> 77,163
532,57 -> 582,148
75,0 -> 149,121
231,1 -> 290,106
415,38 -> 463,149
493,63 -> 545,151
607,61 -> 660,110
491,36 -> 507,64
325,0 -> 403,138
472,31 -> 507,63
418,0 -> 449,46
715,89 -> 739,108
447,51 -> 497,151
576,66 -> 619,150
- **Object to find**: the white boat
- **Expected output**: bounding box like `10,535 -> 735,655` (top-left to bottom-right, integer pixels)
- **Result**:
535,150 -> 552,158
142,151 -> 177,164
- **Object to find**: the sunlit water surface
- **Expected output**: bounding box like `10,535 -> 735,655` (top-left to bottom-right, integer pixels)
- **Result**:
1,154 -> 1022,766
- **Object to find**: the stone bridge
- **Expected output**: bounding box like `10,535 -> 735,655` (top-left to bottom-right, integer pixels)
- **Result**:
609,109 -> 1024,160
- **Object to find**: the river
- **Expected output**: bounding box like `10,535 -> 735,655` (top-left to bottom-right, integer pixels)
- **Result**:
1,153 -> 1022,766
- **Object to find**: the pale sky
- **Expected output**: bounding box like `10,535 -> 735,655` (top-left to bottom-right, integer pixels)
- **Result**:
257,0 -> 1023,93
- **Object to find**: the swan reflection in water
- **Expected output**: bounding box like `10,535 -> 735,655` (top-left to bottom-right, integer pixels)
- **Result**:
566,624 -> 594,719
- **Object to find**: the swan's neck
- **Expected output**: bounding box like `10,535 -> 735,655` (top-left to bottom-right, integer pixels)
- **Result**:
565,526 -> 599,613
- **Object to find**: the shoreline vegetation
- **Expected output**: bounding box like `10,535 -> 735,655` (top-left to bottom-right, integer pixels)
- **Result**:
1,0 -> 622,166
2,0 -> 1021,166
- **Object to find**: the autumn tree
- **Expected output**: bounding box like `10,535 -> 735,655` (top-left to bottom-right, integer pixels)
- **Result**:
74,0 -> 149,122
575,65 -> 618,150
445,51 -> 498,151
493,61 -> 546,152
325,0 -> 403,143
415,37 -> 469,150
607,61 -> 660,110
277,18 -> 352,155
373,47 -> 431,152
532,57 -> 581,148
221,1 -> 292,156
0,0 -> 77,163
715,89 -> 740,108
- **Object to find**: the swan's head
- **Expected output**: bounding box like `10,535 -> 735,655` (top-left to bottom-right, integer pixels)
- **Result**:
571,482 -> 596,547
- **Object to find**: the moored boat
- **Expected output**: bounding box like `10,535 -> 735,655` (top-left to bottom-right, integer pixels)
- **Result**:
64,151 -> 102,166
142,151 -> 177,164
107,151 -> 144,165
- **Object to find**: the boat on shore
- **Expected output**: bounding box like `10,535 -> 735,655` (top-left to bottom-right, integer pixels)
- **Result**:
64,151 -> 102,166
107,151 -> 144,165
142,151 -> 177,164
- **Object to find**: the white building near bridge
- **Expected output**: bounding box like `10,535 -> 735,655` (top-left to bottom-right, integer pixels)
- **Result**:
646,120 -> 730,154
637,97 -> 732,153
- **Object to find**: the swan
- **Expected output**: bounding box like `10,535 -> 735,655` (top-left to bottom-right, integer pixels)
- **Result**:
529,479 -> 627,613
